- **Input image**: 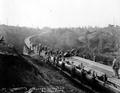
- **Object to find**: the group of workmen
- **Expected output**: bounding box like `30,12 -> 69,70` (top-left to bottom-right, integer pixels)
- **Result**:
30,43 -> 120,79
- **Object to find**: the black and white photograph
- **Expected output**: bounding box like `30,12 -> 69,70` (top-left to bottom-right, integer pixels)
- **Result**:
0,0 -> 120,93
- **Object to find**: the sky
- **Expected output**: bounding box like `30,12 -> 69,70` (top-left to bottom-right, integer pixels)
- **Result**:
0,0 -> 120,28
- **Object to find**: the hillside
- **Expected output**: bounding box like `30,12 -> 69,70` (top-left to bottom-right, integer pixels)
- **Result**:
31,27 -> 87,50
0,54 -> 48,88
0,25 -> 87,93
0,51 -> 86,93
30,25 -> 120,65
0,25 -> 41,53
31,25 -> 120,54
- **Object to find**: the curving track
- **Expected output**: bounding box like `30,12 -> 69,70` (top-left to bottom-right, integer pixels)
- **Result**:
24,34 -> 98,93
24,30 -> 50,49
24,33 -> 120,93
24,34 -> 115,77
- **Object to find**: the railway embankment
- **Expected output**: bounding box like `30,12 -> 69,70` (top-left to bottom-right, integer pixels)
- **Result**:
0,36 -> 88,93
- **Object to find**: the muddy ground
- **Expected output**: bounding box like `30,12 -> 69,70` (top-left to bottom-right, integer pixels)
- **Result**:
28,54 -> 88,93
0,53 -> 89,93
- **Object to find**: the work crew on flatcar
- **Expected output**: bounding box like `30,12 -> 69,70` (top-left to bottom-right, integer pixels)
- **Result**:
112,56 -> 120,78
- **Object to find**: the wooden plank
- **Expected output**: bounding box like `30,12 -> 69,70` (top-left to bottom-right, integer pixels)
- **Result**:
108,78 -> 120,87
70,56 -> 115,77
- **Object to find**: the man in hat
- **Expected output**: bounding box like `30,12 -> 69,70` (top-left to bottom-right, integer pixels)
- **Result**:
112,56 -> 120,78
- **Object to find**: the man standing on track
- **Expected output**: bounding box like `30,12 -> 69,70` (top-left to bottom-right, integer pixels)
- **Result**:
112,56 -> 120,78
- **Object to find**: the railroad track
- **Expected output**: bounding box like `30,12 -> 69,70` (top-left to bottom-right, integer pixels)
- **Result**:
24,34 -> 120,93
24,35 -> 98,93
49,63 -> 97,93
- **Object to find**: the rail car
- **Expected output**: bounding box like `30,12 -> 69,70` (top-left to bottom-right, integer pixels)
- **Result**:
24,40 -> 120,93
48,56 -> 120,93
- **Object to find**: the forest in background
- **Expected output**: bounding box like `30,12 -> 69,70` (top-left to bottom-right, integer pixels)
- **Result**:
31,25 -> 120,65
0,24 -> 120,65
32,25 -> 120,55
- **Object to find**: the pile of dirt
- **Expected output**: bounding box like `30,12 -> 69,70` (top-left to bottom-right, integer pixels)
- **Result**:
29,54 -> 87,93
0,53 -> 87,93
0,54 -> 48,88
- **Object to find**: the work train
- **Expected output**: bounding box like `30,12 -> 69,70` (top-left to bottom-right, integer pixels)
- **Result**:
24,42 -> 120,93
48,57 -> 120,93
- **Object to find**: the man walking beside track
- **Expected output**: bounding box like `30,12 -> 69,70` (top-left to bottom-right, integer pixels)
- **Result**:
112,56 -> 120,78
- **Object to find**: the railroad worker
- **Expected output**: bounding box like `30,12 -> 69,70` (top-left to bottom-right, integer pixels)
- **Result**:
45,55 -> 49,64
55,56 -> 59,66
83,54 -> 85,58
53,56 -> 56,63
61,60 -> 66,70
39,49 -> 41,56
71,62 -> 76,77
77,64 -> 81,69
79,63 -> 85,70
112,56 -> 120,78
93,54 -> 96,62
62,57 -> 65,62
